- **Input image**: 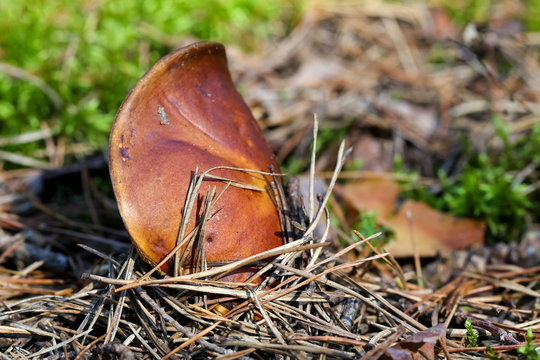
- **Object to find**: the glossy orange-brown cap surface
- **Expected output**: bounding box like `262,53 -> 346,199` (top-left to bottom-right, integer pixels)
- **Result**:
109,42 -> 282,280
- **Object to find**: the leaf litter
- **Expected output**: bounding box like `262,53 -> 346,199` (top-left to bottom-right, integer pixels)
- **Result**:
1,1 -> 540,359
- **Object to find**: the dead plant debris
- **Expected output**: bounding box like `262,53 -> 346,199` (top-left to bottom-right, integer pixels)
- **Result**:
1,2 -> 540,359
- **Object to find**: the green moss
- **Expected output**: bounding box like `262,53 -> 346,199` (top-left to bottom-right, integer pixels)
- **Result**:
443,0 -> 492,27
525,0 -> 540,31
399,120 -> 540,243
439,0 -> 539,31
0,0 -> 303,161
517,329 -> 540,360
465,319 -> 479,347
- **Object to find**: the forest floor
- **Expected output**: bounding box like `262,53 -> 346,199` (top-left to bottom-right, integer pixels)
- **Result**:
1,2 -> 540,359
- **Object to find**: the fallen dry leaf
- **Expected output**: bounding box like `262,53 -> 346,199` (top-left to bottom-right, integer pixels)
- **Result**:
384,200 -> 485,257
336,177 -> 400,221
382,324 -> 446,360
337,177 -> 485,257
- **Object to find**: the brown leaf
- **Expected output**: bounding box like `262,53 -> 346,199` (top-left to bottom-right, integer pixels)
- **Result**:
382,324 -> 446,360
336,176 -> 400,221
384,200 -> 485,257
383,348 -> 412,360
337,177 -> 484,257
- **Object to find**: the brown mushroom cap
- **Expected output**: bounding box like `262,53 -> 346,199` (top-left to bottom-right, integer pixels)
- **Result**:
109,42 -> 282,281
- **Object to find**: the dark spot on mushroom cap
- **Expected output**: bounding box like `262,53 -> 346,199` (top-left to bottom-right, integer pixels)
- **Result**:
197,85 -> 211,98
120,147 -> 133,160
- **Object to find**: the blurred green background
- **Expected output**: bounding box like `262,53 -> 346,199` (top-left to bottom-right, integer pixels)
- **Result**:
0,0 -> 302,162
1,0 -> 539,163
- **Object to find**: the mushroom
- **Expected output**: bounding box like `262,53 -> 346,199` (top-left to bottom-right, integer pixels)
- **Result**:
109,42 -> 283,282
